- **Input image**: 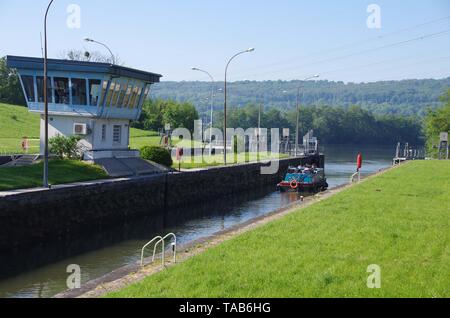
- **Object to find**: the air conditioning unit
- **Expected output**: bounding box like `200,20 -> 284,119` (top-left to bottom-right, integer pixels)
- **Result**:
74,123 -> 88,135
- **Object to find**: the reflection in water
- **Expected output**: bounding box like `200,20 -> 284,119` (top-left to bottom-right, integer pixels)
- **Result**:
0,144 -> 393,298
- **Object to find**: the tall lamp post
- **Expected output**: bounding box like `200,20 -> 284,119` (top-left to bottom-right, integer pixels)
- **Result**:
191,67 -> 215,155
43,0 -> 55,188
294,75 -> 319,157
84,38 -> 116,64
224,48 -> 255,165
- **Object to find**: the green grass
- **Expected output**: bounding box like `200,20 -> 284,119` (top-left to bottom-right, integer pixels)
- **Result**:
0,160 -> 108,191
0,103 -> 40,154
129,128 -> 161,150
173,152 -> 289,169
108,161 -> 450,298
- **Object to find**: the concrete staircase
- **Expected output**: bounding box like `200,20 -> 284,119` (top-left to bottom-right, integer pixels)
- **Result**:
94,157 -> 169,178
2,155 -> 40,167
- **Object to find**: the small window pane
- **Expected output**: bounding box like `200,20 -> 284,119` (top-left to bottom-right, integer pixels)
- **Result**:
111,81 -> 122,107
98,80 -> 109,106
36,76 -> 52,103
113,125 -> 122,144
117,81 -> 128,107
89,79 -> 101,106
105,81 -> 116,107
122,82 -> 133,107
71,78 -> 87,105
21,76 -> 35,102
101,124 -> 106,141
133,86 -> 143,108
129,86 -> 140,108
54,77 -> 70,104
141,84 -> 151,105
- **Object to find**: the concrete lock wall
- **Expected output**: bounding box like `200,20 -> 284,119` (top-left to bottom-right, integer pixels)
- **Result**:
0,156 -> 323,253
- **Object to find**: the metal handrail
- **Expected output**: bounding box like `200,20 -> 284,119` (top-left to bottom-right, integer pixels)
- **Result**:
140,233 -> 177,268
153,233 -> 177,265
350,171 -> 360,183
140,236 -> 163,267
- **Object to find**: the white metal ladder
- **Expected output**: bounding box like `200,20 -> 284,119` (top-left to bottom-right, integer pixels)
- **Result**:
140,233 -> 177,267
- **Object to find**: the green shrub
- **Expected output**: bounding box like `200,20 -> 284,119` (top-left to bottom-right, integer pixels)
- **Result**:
140,146 -> 173,167
49,135 -> 82,160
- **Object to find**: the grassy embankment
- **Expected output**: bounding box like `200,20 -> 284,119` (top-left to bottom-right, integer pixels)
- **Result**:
0,160 -> 108,191
0,103 -> 40,154
173,152 -> 289,169
108,160 -> 450,298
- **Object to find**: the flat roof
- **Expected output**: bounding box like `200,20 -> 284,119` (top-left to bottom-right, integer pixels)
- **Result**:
6,55 -> 162,83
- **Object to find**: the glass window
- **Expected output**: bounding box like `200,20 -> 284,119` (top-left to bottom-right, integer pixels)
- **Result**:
105,81 -> 116,107
113,125 -> 122,144
54,77 -> 70,104
98,80 -> 109,106
132,85 -> 143,108
140,84 -> 151,106
128,85 -> 140,108
116,81 -> 128,107
111,81 -> 122,107
71,78 -> 87,105
89,79 -> 101,106
122,82 -> 133,107
21,76 -> 35,102
101,124 -> 106,142
36,76 -> 52,103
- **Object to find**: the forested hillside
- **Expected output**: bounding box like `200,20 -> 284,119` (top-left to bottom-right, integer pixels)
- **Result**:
151,78 -> 450,117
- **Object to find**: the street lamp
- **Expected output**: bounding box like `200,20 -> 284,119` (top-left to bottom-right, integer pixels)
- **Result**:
294,75 -> 319,157
224,48 -> 255,165
84,37 -> 116,64
191,67 -> 215,156
43,0 -> 55,188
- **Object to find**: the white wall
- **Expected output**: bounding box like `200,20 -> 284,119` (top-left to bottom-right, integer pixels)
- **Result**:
40,115 -> 131,155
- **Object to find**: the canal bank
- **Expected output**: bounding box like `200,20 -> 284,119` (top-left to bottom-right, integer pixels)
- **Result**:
94,161 -> 449,298
56,181 -> 356,298
0,145 -> 394,298
0,155 -> 323,254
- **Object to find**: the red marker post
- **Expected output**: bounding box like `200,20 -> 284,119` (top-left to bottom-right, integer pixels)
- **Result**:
357,153 -> 363,172
356,153 -> 363,182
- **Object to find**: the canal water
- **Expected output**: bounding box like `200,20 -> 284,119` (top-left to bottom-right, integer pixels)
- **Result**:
0,145 -> 394,298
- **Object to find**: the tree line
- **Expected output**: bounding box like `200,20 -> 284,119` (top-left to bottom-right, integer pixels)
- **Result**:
151,78 -> 450,117
134,99 -> 423,145
424,89 -> 450,157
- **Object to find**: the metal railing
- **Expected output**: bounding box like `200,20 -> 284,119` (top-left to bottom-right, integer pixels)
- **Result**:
140,236 -> 163,267
140,233 -> 177,268
350,171 -> 361,183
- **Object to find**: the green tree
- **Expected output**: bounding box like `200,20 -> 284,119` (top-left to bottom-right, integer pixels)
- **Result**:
0,57 -> 25,106
133,99 -> 199,132
424,89 -> 450,157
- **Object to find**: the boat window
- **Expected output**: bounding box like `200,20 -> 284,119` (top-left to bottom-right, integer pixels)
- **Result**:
88,79 -> 101,106
54,77 -> 70,104
71,78 -> 87,105
36,76 -> 53,103
21,75 -> 35,102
